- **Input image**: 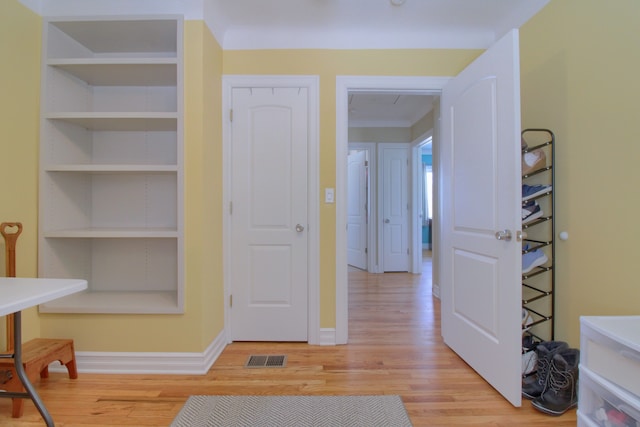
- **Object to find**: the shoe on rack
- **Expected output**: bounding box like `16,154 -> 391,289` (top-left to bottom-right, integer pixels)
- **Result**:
522,335 -> 538,375
522,200 -> 543,224
522,308 -> 534,333
531,348 -> 580,415
522,348 -> 537,376
522,149 -> 546,176
522,184 -> 552,202
522,249 -> 548,274
522,341 -> 569,399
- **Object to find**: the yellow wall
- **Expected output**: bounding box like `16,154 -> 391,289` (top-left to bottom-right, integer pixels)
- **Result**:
349,127 -> 412,143
0,1 -> 41,344
411,110 -> 435,141
196,21 -> 225,348
520,0 -> 640,345
223,49 -> 480,327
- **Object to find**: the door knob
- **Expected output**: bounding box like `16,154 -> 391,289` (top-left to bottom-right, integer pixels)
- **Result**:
384,219 -> 390,223
296,224 -> 305,232
495,229 -> 512,241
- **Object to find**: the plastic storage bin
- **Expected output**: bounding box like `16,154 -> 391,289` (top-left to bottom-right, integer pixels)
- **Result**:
580,316 -> 640,398
577,365 -> 640,427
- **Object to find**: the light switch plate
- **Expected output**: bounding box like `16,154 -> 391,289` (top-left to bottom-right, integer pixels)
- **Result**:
325,188 -> 335,203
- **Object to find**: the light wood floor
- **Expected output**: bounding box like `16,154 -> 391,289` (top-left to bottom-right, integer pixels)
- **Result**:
1,256 -> 576,426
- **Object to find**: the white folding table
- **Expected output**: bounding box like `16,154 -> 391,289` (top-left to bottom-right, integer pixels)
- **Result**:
0,277 -> 87,426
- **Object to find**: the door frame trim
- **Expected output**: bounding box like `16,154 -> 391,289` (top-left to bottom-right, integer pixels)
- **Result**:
222,75 -> 320,344
336,76 -> 450,344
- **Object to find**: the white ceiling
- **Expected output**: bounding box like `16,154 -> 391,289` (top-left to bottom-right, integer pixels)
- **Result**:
349,93 -> 436,128
204,0 -> 550,49
23,0 -> 550,49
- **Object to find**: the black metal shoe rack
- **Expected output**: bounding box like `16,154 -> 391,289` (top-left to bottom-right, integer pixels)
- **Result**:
521,128 -> 555,344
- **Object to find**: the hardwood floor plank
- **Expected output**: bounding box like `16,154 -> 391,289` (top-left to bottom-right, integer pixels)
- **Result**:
0,257 -> 577,426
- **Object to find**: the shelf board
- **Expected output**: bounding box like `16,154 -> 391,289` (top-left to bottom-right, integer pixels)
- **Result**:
49,19 -> 178,56
46,113 -> 178,131
38,290 -> 182,314
44,228 -> 178,238
49,59 -> 177,86
45,164 -> 178,173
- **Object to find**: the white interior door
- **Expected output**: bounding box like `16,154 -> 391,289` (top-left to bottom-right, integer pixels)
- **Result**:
230,87 -> 308,341
380,143 -> 410,272
440,29 -> 522,406
347,150 -> 368,270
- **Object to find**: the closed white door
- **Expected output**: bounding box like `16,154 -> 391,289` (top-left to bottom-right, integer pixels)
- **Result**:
230,87 -> 308,341
347,150 -> 368,270
440,29 -> 522,406
380,144 -> 409,272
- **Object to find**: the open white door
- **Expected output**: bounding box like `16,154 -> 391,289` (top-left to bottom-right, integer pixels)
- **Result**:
347,150 -> 368,270
440,30 -> 522,406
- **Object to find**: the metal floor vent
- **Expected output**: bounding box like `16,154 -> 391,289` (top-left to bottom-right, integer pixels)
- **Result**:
244,354 -> 287,368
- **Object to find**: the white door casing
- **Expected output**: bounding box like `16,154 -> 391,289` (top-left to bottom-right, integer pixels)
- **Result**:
336,77 -> 450,345
347,150 -> 368,270
223,76 -> 319,344
440,30 -> 522,406
379,143 -> 410,272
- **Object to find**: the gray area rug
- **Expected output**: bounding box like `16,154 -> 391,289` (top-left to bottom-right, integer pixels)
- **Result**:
170,395 -> 413,427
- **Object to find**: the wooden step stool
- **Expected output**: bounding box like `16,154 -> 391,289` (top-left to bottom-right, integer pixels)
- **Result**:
0,338 -> 78,417
1,222 -> 79,418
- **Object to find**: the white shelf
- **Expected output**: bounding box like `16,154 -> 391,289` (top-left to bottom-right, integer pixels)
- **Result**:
44,164 -> 178,172
44,228 -> 178,238
39,290 -> 180,314
48,19 -> 178,58
48,59 -> 178,86
46,113 -> 178,131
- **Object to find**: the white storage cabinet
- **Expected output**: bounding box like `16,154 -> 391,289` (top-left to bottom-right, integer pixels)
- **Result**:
38,17 -> 184,314
578,316 -> 640,427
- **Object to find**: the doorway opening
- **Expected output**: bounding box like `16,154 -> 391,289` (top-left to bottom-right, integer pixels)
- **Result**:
336,76 -> 450,344
415,133 -> 434,276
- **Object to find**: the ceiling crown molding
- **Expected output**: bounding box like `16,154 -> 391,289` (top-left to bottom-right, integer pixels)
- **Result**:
19,0 -> 550,51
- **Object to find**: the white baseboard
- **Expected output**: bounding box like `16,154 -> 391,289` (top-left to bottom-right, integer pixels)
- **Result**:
319,328 -> 336,346
49,331 -> 227,375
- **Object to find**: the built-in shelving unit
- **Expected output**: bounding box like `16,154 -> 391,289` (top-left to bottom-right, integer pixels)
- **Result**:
521,129 -> 555,343
38,16 -> 184,314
